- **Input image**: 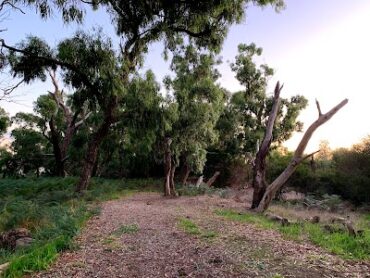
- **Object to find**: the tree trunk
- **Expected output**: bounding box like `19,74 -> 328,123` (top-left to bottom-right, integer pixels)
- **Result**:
75,134 -> 103,193
180,162 -> 191,185
206,171 -> 220,187
251,82 -> 282,209
170,162 -> 177,196
163,137 -> 172,196
47,70 -> 90,177
75,98 -> 117,193
255,98 -> 348,212
49,117 -> 66,177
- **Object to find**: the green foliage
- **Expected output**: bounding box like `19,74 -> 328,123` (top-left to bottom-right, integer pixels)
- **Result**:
9,128 -> 48,175
330,137 -> 370,204
216,209 -> 370,260
226,43 -> 308,155
0,177 -> 160,277
12,0 -> 85,22
267,135 -> 370,205
8,37 -> 54,83
164,45 -> 225,174
178,218 -> 202,235
0,108 -> 9,136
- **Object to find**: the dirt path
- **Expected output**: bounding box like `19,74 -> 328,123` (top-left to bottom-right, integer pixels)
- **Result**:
34,193 -> 369,278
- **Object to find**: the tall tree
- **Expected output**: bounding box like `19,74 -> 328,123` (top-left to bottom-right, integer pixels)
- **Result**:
163,45 -> 225,192
1,0 -> 284,192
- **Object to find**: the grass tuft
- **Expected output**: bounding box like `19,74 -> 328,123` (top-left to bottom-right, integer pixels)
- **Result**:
177,218 -> 218,239
215,209 -> 370,260
113,224 -> 139,235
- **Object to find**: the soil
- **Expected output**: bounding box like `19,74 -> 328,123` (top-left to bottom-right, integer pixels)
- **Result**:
33,193 -> 369,278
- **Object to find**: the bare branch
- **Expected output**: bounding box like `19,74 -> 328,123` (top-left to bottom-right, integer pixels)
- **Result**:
297,150 -> 320,164
0,0 -> 25,14
47,69 -> 72,119
0,79 -> 24,100
74,112 -> 91,128
315,99 -> 322,116
257,81 -> 283,157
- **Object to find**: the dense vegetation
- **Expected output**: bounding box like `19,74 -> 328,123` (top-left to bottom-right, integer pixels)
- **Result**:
0,1 -> 369,277
267,137 -> 370,204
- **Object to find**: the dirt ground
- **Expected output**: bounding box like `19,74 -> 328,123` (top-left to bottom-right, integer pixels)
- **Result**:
33,193 -> 369,278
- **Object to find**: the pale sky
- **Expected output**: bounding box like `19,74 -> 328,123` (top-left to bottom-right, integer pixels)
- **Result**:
1,0 -> 370,152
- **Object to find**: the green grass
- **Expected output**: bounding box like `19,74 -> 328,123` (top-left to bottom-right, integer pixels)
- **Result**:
0,177 -> 161,277
113,224 -> 139,235
215,209 -> 370,260
177,218 -> 217,239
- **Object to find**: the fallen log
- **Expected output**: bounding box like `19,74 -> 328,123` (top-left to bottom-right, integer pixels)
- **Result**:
329,216 -> 357,237
264,213 -> 290,226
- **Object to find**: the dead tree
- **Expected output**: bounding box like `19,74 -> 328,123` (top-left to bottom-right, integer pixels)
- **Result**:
251,82 -> 283,208
252,83 -> 348,212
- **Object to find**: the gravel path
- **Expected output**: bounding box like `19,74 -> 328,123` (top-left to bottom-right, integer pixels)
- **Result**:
33,193 -> 369,278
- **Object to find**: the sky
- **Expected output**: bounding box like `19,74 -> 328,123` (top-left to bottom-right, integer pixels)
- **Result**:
1,0 -> 370,152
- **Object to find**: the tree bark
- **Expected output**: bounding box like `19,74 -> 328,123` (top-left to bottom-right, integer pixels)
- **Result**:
47,70 -> 90,177
206,171 -> 220,187
163,137 -> 172,196
255,98 -> 348,212
75,97 -> 117,193
251,82 -> 282,209
170,161 -> 177,196
48,117 -> 65,177
180,161 -> 191,185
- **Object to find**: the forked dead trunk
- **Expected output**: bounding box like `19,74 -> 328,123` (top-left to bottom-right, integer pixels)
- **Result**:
251,82 -> 282,209
255,97 -> 348,212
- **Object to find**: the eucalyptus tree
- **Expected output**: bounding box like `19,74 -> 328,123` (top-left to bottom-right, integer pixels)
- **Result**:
97,70 -> 163,178
230,43 -> 308,155
163,45 -> 225,191
1,0 -> 285,192
0,107 -> 8,136
12,73 -> 90,176
10,127 -> 48,176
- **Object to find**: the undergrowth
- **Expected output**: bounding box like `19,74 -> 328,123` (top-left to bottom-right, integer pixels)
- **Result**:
0,177 -> 160,277
215,209 -> 370,260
